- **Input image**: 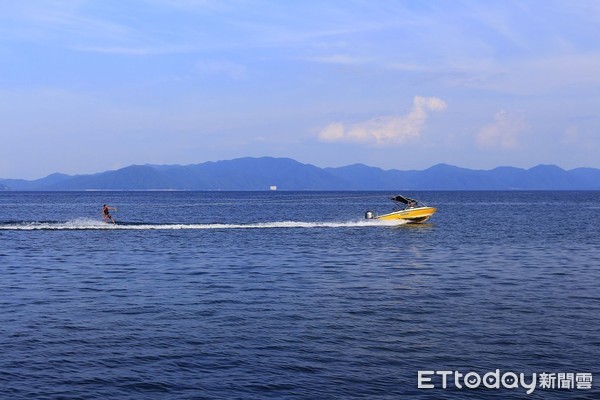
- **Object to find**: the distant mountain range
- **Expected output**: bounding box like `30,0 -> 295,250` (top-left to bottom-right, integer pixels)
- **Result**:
1,157 -> 600,190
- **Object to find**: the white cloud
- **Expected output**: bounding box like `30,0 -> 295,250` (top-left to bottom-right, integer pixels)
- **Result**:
476,110 -> 525,149
318,96 -> 447,145
319,122 -> 346,141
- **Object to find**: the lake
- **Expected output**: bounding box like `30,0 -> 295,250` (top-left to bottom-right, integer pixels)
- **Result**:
0,191 -> 598,399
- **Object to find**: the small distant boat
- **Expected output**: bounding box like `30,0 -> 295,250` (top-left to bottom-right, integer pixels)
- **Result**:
365,195 -> 436,224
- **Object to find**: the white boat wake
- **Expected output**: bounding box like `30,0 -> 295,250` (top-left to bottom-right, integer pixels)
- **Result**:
0,218 -> 405,230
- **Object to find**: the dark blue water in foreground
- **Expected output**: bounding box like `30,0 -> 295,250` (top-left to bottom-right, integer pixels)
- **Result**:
0,191 -> 598,399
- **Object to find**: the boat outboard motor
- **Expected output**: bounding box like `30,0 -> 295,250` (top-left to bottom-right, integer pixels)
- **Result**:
364,211 -> 375,219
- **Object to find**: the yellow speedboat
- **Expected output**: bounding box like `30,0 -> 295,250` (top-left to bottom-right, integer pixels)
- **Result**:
365,195 -> 436,224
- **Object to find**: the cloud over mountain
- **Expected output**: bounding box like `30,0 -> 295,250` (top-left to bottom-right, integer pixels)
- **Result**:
318,96 -> 447,145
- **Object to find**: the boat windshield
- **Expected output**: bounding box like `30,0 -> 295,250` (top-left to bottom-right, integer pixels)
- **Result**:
391,195 -> 422,209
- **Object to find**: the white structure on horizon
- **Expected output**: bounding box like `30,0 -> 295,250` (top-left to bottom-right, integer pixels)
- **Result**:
270,185 -> 277,191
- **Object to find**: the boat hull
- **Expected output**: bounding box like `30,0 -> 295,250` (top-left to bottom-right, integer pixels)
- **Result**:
376,207 -> 437,223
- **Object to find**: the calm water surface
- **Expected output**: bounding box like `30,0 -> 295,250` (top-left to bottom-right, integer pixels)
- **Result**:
0,191 -> 598,399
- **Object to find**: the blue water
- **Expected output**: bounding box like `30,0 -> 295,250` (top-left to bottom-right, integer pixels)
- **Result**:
0,191 -> 598,399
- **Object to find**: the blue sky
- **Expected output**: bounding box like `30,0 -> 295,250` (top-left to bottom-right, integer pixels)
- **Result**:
1,1 -> 599,179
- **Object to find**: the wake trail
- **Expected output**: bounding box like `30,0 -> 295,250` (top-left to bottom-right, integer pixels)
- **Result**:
0,218 -> 404,230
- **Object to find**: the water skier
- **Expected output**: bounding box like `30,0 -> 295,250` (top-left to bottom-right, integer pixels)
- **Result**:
102,204 -> 117,224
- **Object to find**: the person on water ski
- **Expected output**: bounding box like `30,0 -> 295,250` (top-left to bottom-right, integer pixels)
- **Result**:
102,204 -> 116,224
